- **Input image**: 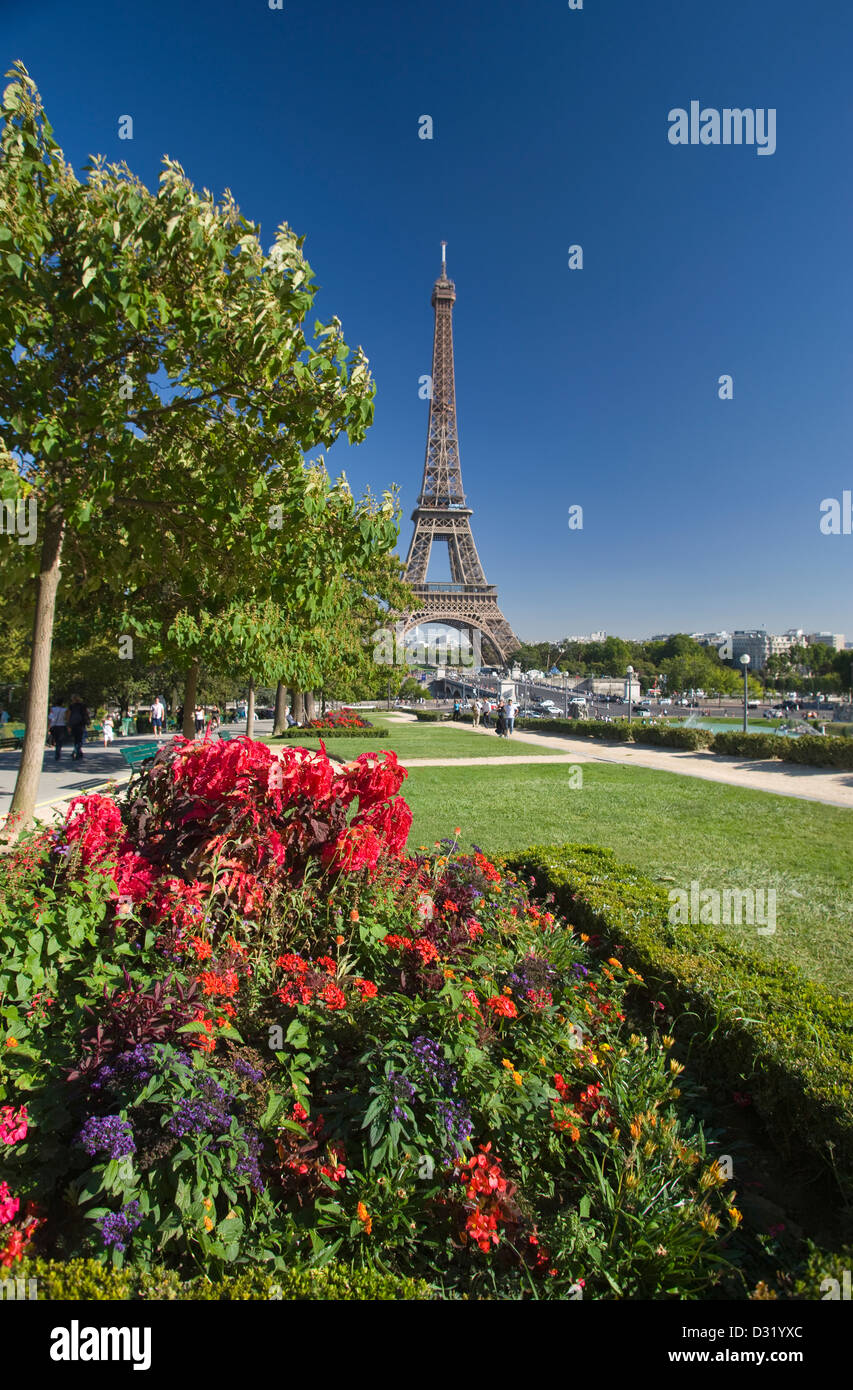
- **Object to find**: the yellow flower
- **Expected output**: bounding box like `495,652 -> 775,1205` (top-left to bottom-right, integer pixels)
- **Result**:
728,1206 -> 743,1227
580,933 -> 590,943
661,1035 -> 675,1049
630,1119 -> 643,1140
501,1058 -> 514,1070
538,1056 -> 547,1066
627,968 -> 645,983
512,1071 -> 523,1086
204,1216 -> 214,1231
699,1213 -> 721,1236
643,1139 -> 657,1158
202,1197 -> 213,1211
611,1127 -> 621,1144
669,1059 -> 685,1077
607,957 -> 621,969
625,1173 -> 639,1189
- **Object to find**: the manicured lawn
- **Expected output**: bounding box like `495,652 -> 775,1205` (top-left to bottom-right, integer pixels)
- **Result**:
263,716 -> 564,761
401,761 -> 853,998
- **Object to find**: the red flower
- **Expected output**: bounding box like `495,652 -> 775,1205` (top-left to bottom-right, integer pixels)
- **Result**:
485,996 -> 518,1019
321,983 -> 347,1012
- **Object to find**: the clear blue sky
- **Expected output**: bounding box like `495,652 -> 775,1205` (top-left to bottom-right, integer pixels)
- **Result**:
4,0 -> 852,641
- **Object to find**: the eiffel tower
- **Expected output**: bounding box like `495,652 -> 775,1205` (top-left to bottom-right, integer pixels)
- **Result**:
402,245 -> 518,662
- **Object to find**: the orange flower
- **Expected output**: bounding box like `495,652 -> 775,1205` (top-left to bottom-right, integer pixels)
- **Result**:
356,1201 -> 372,1234
349,909 -> 360,923
5,1038 -> 18,1049
336,935 -> 345,945
454,827 -> 461,835
204,1216 -> 214,1232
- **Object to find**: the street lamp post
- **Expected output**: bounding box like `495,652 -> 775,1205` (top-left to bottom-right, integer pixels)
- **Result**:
626,665 -> 635,723
740,654 -> 751,733
564,670 -> 568,719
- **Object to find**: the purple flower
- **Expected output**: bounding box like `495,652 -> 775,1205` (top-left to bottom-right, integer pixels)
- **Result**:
412,1036 -> 457,1093
234,1129 -> 264,1190
77,1114 -> 136,1160
99,1199 -> 142,1252
437,1097 -> 473,1151
388,1070 -> 416,1120
233,1057 -> 264,1084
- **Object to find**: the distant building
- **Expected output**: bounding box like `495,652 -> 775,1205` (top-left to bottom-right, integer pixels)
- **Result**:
806,632 -> 845,650
563,631 -> 606,644
730,630 -> 770,671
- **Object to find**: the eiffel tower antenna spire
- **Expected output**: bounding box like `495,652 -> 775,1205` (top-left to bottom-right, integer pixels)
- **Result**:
401,253 -> 518,663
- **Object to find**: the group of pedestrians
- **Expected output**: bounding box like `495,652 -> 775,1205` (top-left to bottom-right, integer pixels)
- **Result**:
47,696 -> 91,761
45,694 -> 219,763
464,696 -> 517,737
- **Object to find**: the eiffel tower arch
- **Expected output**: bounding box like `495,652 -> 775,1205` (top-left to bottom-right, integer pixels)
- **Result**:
400,245 -> 518,664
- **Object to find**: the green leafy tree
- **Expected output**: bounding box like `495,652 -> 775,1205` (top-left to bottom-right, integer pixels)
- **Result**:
0,65 -> 388,823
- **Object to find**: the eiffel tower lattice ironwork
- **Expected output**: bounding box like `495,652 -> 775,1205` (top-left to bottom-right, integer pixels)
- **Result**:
402,245 -> 518,661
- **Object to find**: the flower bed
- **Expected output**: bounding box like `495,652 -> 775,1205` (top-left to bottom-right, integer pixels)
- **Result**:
0,737 -> 747,1297
306,708 -> 373,731
273,727 -> 388,741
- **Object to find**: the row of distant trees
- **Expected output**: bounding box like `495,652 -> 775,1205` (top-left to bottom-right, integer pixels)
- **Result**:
0,63 -> 415,827
510,634 -> 852,698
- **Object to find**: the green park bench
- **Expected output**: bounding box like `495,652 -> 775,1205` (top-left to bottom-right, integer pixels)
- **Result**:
0,726 -> 25,751
119,742 -> 160,771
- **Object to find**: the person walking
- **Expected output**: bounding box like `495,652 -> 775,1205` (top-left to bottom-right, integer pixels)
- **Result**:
194,705 -> 204,736
150,696 -> 165,737
495,700 -> 507,738
67,695 -> 90,760
48,698 -> 68,760
102,713 -> 115,748
472,698 -> 481,727
505,696 -> 516,736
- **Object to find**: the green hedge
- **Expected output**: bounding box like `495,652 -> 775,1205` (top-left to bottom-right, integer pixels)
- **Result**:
13,1257 -> 432,1301
711,730 -> 853,768
413,709 -> 451,722
463,713 -> 713,749
504,843 -> 853,1194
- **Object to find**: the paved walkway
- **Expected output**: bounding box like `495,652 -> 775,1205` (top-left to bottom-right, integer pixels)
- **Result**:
414,720 -> 853,809
0,723 -> 258,824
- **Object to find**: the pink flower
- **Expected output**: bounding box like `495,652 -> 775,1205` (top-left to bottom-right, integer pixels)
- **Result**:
0,1182 -> 20,1225
0,1105 -> 28,1145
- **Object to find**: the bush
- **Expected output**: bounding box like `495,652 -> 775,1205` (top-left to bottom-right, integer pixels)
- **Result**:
711,732 -> 788,760
12,1257 -> 432,1301
505,844 -> 853,1196
780,735 -> 853,769
413,709 -> 449,722
630,725 -> 714,751
711,731 -> 853,768
0,750 -> 746,1299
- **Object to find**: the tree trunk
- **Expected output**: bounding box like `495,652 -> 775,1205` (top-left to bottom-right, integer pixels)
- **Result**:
292,690 -> 305,725
183,660 -> 199,738
7,508 -> 66,834
304,691 -> 316,722
245,680 -> 255,737
272,679 -> 288,736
